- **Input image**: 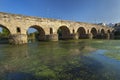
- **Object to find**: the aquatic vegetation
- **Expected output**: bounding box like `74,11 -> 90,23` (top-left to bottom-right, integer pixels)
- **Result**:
0,40 -> 120,80
105,50 -> 120,60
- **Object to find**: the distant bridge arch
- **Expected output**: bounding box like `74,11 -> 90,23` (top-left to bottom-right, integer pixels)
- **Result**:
27,25 -> 46,41
57,26 -> 71,40
101,29 -> 105,34
107,29 -> 111,33
91,27 -> 97,39
77,27 -> 87,39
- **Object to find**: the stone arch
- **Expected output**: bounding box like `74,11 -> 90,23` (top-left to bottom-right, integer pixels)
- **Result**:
98,29 -> 100,33
0,24 -> 11,34
91,27 -> 97,39
114,29 -> 120,37
101,29 -> 105,34
100,29 -> 106,39
77,27 -> 87,39
0,24 -> 11,44
107,30 -> 111,34
57,26 -> 70,40
27,25 -> 46,41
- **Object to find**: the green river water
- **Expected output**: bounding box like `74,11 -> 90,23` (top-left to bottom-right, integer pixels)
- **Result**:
0,40 -> 120,80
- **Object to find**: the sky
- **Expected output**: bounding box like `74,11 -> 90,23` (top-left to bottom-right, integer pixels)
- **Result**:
0,0 -> 120,24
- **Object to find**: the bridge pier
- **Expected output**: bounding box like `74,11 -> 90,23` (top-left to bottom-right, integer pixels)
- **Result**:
9,34 -> 27,44
45,34 -> 58,41
71,33 -> 79,40
88,33 -> 93,39
71,33 -> 91,39
106,33 -> 110,39
110,33 -> 114,39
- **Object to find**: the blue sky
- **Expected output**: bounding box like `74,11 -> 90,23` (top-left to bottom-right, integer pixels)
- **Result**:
0,0 -> 120,24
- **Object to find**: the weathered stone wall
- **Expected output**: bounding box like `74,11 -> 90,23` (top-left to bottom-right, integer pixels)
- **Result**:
9,34 -> 27,44
0,12 -> 114,44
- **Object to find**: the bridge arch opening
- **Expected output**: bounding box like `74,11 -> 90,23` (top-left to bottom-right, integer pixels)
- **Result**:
87,30 -> 89,34
107,30 -> 111,34
0,24 -> 10,44
91,28 -> 97,39
77,27 -> 87,39
100,29 -> 106,39
114,30 -> 120,39
73,29 -> 75,34
101,29 -> 105,34
27,25 -> 45,42
57,26 -> 70,40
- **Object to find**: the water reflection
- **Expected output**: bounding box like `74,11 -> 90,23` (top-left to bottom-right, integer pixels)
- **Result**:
5,72 -> 36,80
0,40 -> 120,80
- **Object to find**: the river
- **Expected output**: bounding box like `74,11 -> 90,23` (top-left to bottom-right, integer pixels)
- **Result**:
0,40 -> 120,80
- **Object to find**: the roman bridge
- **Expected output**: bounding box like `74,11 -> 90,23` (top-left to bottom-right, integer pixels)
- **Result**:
0,12 -> 114,44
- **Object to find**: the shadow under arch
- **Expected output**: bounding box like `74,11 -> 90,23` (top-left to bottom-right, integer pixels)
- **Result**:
27,25 -> 46,41
101,29 -> 105,34
91,28 -> 97,39
100,29 -> 106,39
0,24 -> 11,44
107,30 -> 111,34
50,27 -> 53,34
114,29 -> 120,39
77,27 -> 87,39
57,26 -> 70,40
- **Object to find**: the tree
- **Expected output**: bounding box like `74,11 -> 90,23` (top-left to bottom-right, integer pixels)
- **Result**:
2,28 -> 10,36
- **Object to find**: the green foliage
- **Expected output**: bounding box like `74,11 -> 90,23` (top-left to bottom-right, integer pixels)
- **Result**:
0,28 -> 10,44
2,28 -> 9,36
27,31 -> 39,41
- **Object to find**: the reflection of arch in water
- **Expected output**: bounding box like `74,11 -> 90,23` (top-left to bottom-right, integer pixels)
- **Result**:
27,25 -> 45,41
57,26 -> 70,40
77,27 -> 87,39
91,28 -> 97,39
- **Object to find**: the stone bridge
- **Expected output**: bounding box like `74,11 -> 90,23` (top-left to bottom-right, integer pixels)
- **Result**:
0,12 -> 114,44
